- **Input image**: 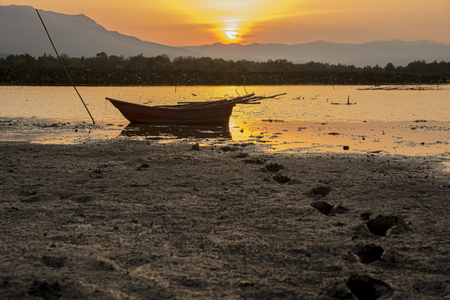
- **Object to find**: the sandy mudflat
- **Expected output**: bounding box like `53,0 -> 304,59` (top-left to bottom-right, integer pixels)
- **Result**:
0,139 -> 449,299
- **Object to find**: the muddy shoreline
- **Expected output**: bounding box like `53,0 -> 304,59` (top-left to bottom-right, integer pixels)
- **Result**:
1,139 -> 449,299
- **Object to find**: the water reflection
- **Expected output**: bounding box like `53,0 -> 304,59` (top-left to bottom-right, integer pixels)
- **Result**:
120,123 -> 232,140
230,119 -> 450,155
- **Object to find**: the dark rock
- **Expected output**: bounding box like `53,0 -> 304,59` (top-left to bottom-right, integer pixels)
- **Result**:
360,212 -> 372,221
366,215 -> 409,236
333,202 -> 349,214
235,153 -> 249,158
42,256 -> 66,268
345,274 -> 393,300
265,163 -> 283,173
191,143 -> 200,150
27,279 -> 62,299
324,282 -> 356,300
136,163 -> 150,170
273,174 -> 291,184
355,244 -> 385,264
311,185 -> 332,197
243,158 -> 266,164
333,221 -> 345,227
310,200 -> 335,215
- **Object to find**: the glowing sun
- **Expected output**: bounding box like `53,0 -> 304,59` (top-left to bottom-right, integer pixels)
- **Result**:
225,30 -> 239,41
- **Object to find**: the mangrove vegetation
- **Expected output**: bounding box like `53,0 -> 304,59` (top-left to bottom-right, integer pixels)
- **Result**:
1,52 -> 449,86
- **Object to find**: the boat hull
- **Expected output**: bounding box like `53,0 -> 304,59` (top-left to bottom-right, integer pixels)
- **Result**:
107,98 -> 235,124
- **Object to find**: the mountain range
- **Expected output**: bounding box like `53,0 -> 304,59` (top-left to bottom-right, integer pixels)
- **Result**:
1,5 -> 450,67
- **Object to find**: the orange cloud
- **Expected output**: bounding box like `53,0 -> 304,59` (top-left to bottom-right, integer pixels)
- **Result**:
2,0 -> 450,45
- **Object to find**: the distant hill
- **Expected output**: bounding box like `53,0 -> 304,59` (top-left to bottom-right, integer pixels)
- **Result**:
1,5 -> 450,67
179,40 -> 450,67
0,5 -> 195,58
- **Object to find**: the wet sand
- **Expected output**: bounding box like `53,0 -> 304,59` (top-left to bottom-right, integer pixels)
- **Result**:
1,118 -> 449,156
1,136 -> 449,299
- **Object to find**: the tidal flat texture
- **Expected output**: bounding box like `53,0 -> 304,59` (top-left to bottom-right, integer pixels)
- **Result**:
1,140 -> 449,299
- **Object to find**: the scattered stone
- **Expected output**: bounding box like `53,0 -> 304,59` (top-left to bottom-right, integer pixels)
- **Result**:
366,215 -> 409,236
220,146 -> 232,152
310,185 -> 332,197
360,212 -> 372,221
333,202 -> 349,214
91,168 -> 102,174
333,221 -> 345,227
243,157 -> 266,164
5,206 -> 20,212
92,259 -> 116,271
273,174 -> 292,184
265,163 -> 284,173
310,200 -> 348,216
386,224 -> 409,236
235,153 -> 249,158
343,145 -> 350,150
310,200 -> 335,216
355,244 -> 385,264
345,275 -> 393,300
137,163 -> 150,170
324,282 -> 355,300
42,255 -> 66,268
191,143 -> 200,150
27,279 -> 62,299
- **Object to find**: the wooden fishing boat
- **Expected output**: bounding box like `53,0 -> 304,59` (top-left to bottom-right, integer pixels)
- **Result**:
106,98 -> 235,124
106,93 -> 286,124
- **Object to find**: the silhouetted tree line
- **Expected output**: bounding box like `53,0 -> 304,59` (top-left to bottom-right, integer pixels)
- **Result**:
1,52 -> 449,85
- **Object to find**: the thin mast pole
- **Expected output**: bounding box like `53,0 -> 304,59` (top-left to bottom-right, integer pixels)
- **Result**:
36,9 -> 96,124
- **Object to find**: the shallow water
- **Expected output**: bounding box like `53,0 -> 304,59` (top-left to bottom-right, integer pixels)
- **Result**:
1,85 -> 449,123
1,85 -> 449,157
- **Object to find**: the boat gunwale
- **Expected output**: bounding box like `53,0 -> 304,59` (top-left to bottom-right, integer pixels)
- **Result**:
106,97 -> 236,111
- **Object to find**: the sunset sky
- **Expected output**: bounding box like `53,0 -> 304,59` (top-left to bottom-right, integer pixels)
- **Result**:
3,0 -> 450,46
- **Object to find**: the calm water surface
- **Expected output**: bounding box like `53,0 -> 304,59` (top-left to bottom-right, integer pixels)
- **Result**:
1,85 -> 449,158
1,85 -> 449,123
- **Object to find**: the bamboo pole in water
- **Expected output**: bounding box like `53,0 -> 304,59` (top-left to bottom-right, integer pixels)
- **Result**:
36,9 -> 96,124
